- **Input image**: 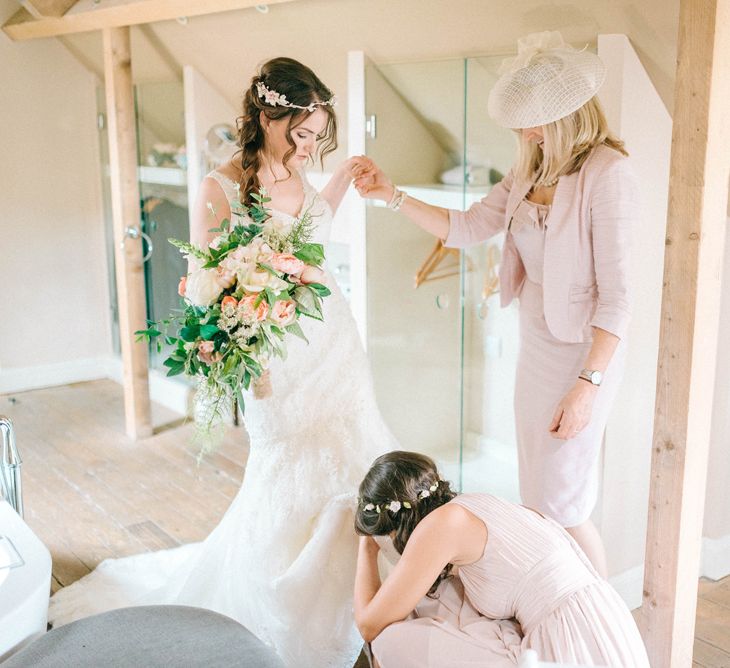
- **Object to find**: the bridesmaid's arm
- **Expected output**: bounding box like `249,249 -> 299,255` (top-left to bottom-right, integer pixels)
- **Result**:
354,505 -> 471,643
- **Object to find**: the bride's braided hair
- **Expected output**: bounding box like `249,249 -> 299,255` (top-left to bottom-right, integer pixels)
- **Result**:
355,451 -> 458,596
234,57 -> 338,205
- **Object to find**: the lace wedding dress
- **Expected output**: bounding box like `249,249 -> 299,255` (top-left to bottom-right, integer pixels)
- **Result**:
49,169 -> 397,667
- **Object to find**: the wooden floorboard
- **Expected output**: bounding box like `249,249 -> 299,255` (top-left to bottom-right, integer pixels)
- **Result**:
2,379 -> 729,667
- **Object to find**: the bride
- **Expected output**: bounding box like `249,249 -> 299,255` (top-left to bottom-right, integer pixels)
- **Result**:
49,57 -> 397,667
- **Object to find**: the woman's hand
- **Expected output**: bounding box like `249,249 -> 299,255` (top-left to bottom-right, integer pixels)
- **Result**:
359,535 -> 381,555
548,380 -> 598,440
351,156 -> 395,203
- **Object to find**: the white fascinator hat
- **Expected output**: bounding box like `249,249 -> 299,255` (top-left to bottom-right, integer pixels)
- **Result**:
487,31 -> 607,129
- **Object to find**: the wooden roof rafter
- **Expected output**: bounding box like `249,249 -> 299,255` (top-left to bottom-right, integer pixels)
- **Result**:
3,0 -> 298,41
21,0 -> 78,19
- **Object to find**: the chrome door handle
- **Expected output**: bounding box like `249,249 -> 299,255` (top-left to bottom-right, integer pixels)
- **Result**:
120,226 -> 153,263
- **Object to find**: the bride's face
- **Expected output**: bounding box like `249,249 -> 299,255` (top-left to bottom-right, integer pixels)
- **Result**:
264,107 -> 329,167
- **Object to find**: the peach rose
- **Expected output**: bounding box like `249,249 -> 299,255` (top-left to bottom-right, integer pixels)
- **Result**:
177,276 -> 187,297
270,299 -> 297,327
270,253 -> 305,276
221,295 -> 238,310
299,265 -> 327,285
197,340 -> 221,365
239,294 -> 269,323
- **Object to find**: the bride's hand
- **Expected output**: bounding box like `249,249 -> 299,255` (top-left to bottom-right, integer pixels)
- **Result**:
351,156 -> 394,203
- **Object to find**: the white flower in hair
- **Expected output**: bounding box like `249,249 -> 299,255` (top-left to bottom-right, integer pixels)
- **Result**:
388,501 -> 402,513
419,489 -> 430,499
363,503 -> 375,512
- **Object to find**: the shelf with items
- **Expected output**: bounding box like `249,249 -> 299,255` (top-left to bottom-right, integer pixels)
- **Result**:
138,165 -> 187,187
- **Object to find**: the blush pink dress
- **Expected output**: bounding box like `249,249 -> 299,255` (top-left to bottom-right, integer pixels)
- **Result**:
371,493 -> 649,667
510,199 -> 627,527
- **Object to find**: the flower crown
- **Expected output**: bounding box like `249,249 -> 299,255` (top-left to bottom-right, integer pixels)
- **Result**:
360,481 -> 441,515
256,81 -> 337,113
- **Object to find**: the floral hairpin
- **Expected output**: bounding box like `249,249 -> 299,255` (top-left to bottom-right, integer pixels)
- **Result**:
360,480 -> 441,515
418,481 -> 439,499
256,81 -> 337,113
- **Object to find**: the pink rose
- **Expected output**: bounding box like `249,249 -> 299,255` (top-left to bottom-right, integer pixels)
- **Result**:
197,340 -> 221,365
270,299 -> 297,327
178,276 -> 187,297
299,266 -> 327,285
239,294 -> 270,322
270,253 -> 305,276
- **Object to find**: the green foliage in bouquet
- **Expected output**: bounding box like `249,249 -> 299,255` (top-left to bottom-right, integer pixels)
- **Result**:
135,188 -> 331,449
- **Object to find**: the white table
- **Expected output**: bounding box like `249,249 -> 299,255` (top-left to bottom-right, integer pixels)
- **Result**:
0,501 -> 51,661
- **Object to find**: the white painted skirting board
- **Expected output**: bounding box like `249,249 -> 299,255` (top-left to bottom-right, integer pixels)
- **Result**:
0,357 -> 114,395
701,533 -> 730,581
0,356 -> 191,417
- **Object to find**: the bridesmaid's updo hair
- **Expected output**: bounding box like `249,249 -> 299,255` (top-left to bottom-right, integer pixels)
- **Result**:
235,57 -> 338,205
355,451 -> 457,595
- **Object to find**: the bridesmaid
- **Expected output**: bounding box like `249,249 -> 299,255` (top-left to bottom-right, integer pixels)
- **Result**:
354,31 -> 639,576
354,451 -> 650,667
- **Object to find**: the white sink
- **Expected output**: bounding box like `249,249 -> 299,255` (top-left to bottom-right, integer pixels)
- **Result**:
0,501 -> 52,661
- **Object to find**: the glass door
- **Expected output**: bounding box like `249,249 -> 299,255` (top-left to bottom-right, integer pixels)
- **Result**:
460,55 -> 520,501
134,81 -> 189,372
364,58 -> 467,487
96,80 -> 189,373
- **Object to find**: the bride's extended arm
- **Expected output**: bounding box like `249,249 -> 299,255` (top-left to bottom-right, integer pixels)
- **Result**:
319,158 -> 358,215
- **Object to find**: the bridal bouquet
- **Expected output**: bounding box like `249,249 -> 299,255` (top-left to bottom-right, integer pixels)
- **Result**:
136,188 -> 330,442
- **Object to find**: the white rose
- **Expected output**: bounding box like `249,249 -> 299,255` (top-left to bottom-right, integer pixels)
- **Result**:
185,267 -> 224,306
238,268 -> 289,294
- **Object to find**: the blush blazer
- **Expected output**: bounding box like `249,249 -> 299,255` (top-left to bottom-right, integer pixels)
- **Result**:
444,144 -> 640,343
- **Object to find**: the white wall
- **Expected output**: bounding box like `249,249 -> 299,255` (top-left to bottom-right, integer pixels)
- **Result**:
183,65 -> 238,214
0,0 -> 110,393
57,0 -> 680,169
596,35 -> 670,603
702,223 -> 730,579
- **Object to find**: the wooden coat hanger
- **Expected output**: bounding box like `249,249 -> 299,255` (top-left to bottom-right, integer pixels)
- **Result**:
414,239 -> 474,288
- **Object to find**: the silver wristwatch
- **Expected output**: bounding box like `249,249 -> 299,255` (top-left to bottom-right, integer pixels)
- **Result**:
578,368 -> 603,386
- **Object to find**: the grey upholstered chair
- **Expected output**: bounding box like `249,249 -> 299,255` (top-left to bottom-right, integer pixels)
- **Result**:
1,605 -> 285,667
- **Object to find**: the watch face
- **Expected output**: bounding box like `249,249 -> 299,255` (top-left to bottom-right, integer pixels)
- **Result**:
590,371 -> 603,385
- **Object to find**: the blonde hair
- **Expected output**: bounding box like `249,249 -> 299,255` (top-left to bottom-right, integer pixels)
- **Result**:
513,96 -> 628,186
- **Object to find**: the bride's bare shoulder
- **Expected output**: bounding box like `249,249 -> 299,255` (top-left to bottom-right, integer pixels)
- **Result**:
214,160 -> 242,183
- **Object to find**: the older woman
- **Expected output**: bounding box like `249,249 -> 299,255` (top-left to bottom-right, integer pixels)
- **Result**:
355,31 -> 639,577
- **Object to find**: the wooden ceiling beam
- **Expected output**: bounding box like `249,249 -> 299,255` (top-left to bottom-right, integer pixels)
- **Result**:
3,0 -> 297,41
21,0 -> 78,19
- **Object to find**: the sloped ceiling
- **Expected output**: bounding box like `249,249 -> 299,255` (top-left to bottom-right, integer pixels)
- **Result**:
4,0 -> 680,164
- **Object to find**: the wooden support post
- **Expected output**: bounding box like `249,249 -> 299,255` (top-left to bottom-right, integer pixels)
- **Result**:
641,0 -> 730,665
103,26 -> 152,440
